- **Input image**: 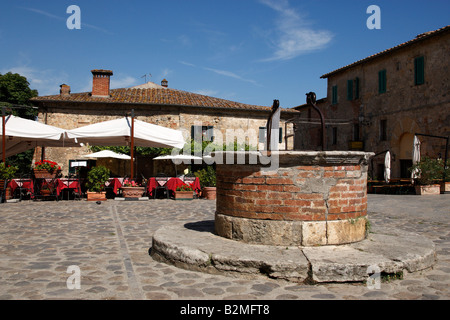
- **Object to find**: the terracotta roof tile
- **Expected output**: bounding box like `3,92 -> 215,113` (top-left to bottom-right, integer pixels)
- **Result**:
321,25 -> 450,78
32,87 -> 299,113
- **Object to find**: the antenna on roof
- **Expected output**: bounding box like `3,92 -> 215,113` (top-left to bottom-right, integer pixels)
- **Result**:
141,73 -> 152,83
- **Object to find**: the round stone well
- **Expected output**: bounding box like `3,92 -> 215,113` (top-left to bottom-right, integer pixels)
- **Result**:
214,151 -> 374,246
150,150 -> 436,283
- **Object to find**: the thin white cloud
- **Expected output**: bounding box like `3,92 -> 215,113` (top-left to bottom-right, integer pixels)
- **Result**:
21,7 -> 112,34
179,61 -> 259,86
258,0 -> 333,61
203,67 -> 259,86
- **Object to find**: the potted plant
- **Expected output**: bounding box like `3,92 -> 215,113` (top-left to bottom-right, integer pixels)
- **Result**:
194,166 -> 216,200
121,178 -> 146,198
409,157 -> 442,195
0,163 -> 18,201
33,160 -> 61,178
175,184 -> 194,200
86,166 -> 110,201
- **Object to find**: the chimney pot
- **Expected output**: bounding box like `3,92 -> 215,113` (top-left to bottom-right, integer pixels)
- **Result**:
91,69 -> 113,97
60,84 -> 71,96
161,79 -> 168,87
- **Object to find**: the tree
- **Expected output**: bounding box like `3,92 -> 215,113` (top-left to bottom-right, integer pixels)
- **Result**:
0,72 -> 39,173
0,72 -> 38,119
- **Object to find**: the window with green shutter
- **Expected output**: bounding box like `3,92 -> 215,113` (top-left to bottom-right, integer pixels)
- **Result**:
378,69 -> 386,94
332,85 -> 338,105
414,56 -> 425,85
347,80 -> 353,101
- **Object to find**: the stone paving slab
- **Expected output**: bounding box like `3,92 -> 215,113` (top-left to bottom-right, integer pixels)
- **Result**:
0,194 -> 448,300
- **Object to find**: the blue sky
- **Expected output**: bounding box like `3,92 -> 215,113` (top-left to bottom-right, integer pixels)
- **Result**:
1,0 -> 448,108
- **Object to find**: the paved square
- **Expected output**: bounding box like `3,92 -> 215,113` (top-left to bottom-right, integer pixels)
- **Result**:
0,194 -> 448,300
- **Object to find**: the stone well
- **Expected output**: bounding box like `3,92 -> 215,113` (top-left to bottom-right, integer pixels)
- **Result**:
214,151 -> 374,246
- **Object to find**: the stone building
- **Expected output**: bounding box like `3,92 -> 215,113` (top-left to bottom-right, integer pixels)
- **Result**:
294,25 -> 450,179
31,69 -> 298,177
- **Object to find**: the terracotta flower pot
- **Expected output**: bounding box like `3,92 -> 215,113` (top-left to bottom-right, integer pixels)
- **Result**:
87,191 -> 107,201
202,187 -> 216,200
34,169 -> 59,179
175,191 -> 193,200
415,184 -> 441,195
121,187 -> 145,198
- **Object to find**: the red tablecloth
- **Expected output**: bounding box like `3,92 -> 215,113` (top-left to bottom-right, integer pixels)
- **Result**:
56,178 -> 81,196
106,178 -> 123,195
8,179 -> 34,196
187,177 -> 201,194
147,178 -> 158,197
147,177 -> 201,196
166,178 -> 187,192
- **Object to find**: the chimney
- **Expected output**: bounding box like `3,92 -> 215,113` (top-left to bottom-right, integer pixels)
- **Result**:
161,79 -> 168,87
60,84 -> 71,96
91,69 -> 113,97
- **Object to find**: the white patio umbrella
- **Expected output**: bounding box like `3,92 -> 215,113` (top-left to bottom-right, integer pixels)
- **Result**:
411,135 -> 421,179
384,151 -> 391,183
0,114 -> 79,159
82,150 -> 131,160
153,154 -> 204,176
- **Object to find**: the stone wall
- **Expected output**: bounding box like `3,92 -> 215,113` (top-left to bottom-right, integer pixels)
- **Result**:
295,30 -> 450,179
36,103 -> 295,176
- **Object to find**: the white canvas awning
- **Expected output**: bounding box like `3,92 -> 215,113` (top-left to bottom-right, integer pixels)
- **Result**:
0,115 -> 79,158
66,117 -> 185,149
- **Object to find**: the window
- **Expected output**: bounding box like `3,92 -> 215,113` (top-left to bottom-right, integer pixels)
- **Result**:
378,69 -> 386,93
379,119 -> 387,141
259,127 -> 283,144
414,56 -> 425,85
347,80 -> 353,101
332,85 -> 338,105
191,125 -> 214,142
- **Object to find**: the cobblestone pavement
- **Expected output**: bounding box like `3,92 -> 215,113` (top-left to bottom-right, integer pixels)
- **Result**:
0,194 -> 448,300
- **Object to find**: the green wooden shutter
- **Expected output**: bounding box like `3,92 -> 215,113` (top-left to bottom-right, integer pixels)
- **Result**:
414,56 -> 425,85
378,70 -> 386,93
347,80 -> 353,100
332,85 -> 338,105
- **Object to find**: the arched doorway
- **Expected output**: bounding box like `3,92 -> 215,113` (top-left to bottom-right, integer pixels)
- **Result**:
399,133 -> 414,178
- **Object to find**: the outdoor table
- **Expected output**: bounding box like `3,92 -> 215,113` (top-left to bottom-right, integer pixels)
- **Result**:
147,177 -> 201,197
56,178 -> 82,199
105,178 -> 124,195
8,179 -> 34,199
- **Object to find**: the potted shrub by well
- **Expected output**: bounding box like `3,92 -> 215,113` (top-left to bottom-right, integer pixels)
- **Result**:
194,166 -> 216,200
175,184 -> 194,200
409,157 -> 442,195
86,166 -> 110,201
